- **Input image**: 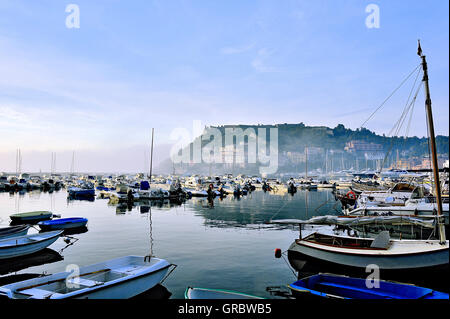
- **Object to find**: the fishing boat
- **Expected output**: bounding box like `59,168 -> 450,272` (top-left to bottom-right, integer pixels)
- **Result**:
288,273 -> 449,299
0,231 -> 63,259
10,211 -> 53,224
37,218 -> 88,231
343,198 -> 449,224
287,231 -> 448,272
0,256 -> 173,299
271,215 -> 448,272
185,287 -> 264,299
185,188 -> 209,197
0,225 -> 30,239
67,186 -> 95,198
276,43 -> 449,274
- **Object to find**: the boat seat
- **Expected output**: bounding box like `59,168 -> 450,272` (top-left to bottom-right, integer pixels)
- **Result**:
317,282 -> 402,299
17,288 -> 65,299
112,265 -> 145,275
66,277 -> 104,287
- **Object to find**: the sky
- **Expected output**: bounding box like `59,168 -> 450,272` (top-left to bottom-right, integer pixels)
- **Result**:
0,0 -> 448,172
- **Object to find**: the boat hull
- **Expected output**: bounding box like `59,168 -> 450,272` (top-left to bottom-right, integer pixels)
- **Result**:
38,219 -> 88,231
287,240 -> 449,272
0,231 -> 62,259
0,256 -> 172,299
0,225 -> 30,239
10,212 -> 53,224
288,274 -> 449,299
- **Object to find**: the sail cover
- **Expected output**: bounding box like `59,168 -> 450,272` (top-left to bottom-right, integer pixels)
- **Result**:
270,215 -> 436,229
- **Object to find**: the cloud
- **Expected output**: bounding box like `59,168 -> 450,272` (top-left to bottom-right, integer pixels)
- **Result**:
251,48 -> 279,73
220,43 -> 255,55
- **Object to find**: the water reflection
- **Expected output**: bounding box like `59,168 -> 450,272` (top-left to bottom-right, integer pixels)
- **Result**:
185,190 -> 340,230
0,248 -> 63,275
132,284 -> 172,299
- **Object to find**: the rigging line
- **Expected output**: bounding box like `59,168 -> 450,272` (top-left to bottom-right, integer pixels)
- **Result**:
388,69 -> 422,137
391,81 -> 423,138
360,64 -> 421,129
379,80 -> 423,172
268,198 -> 291,221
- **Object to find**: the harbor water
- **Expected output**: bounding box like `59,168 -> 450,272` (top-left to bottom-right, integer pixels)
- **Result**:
0,188 -> 340,299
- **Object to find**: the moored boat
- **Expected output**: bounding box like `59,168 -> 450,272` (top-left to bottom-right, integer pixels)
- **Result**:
0,231 -> 63,259
38,218 -> 88,231
10,211 -> 53,224
289,273 -> 449,299
0,225 -> 30,239
0,256 -> 174,299
185,287 -> 264,299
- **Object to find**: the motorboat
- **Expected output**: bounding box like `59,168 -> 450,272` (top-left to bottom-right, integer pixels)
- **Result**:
0,256 -> 174,299
0,231 -> 63,259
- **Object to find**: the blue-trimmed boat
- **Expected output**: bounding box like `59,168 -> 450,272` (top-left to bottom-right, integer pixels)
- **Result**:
38,218 -> 88,231
185,287 -> 265,299
288,273 -> 449,299
0,225 -> 30,239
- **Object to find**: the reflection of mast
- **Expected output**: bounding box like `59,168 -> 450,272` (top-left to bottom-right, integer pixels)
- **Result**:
305,147 -> 308,179
418,42 -> 446,244
148,128 -> 155,259
305,190 -> 308,217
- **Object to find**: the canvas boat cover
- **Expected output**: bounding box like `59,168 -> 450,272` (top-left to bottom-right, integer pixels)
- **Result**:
270,215 -> 436,229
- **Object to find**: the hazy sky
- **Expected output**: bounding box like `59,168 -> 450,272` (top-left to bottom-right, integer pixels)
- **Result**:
0,0 -> 448,172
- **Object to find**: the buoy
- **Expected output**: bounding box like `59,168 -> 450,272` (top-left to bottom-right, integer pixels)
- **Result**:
274,248 -> 282,258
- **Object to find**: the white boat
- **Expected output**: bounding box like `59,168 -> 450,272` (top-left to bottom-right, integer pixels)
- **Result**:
185,188 -> 209,197
344,198 -> 449,224
271,216 -> 448,272
0,231 -> 62,259
286,230 -> 448,272
0,225 -> 30,239
0,256 -> 173,299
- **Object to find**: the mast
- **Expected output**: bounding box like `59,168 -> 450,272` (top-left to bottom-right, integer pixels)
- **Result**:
70,151 -> 75,175
149,128 -> 154,185
418,40 -> 446,244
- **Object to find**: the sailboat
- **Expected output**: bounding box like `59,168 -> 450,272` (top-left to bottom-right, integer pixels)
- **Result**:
274,43 -> 449,274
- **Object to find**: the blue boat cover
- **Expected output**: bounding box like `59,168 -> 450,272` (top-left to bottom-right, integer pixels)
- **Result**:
39,218 -> 88,225
140,181 -> 150,190
289,274 -> 449,299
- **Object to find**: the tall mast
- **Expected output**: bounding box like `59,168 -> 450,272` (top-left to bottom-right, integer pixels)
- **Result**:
149,128 -> 154,185
418,40 -> 446,244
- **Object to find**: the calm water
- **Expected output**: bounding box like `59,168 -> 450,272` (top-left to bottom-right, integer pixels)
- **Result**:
0,188 -> 340,298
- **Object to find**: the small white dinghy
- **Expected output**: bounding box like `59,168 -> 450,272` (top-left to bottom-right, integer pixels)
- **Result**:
0,231 -> 62,260
0,256 -> 173,299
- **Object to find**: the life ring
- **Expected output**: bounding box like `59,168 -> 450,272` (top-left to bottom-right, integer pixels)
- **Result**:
346,191 -> 357,200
